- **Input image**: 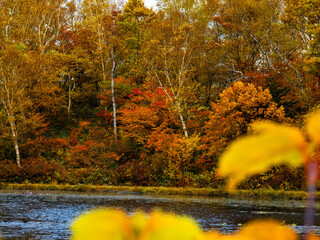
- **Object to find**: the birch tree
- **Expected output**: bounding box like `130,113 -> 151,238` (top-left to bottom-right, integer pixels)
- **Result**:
219,0 -> 308,96
142,4 -> 206,138
0,45 -> 35,168
78,0 -> 122,138
0,0 -> 68,54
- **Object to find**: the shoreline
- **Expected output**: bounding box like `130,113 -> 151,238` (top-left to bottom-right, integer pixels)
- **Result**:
0,183 -> 315,200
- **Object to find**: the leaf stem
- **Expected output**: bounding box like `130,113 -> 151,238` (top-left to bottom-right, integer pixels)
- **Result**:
304,161 -> 318,237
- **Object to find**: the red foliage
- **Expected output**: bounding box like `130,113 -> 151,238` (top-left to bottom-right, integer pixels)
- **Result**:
0,159 -> 63,183
57,27 -> 76,52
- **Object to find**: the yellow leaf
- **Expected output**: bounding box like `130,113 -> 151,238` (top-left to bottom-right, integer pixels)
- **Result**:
70,208 -> 134,240
306,233 -> 320,240
139,210 -> 202,240
238,220 -> 298,240
218,121 -> 308,190
198,231 -> 251,240
306,109 -> 320,146
199,220 -> 298,240
197,231 -> 221,240
197,232 -> 255,240
131,212 -> 148,238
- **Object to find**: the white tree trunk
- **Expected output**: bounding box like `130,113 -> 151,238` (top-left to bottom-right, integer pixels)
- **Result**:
67,73 -> 72,122
111,48 -> 117,139
2,96 -> 22,168
9,118 -> 21,168
177,102 -> 188,138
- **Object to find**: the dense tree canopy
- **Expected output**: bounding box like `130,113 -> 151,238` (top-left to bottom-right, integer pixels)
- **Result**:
0,0 -> 319,189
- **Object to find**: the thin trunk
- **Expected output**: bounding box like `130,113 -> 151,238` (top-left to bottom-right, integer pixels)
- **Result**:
67,73 -> 72,122
304,160 -> 318,235
249,31 -> 306,96
98,33 -> 109,121
9,118 -> 21,168
2,96 -> 21,168
154,71 -> 189,138
111,48 -> 117,139
177,101 -> 189,139
177,102 -> 188,138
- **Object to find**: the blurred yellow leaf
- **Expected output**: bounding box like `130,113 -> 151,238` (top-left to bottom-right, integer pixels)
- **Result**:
197,231 -> 221,240
306,109 -> 320,146
69,208 -> 303,240
307,233 -> 320,240
70,208 -> 134,240
238,220 -> 298,240
199,220 -> 297,240
218,121 -> 308,190
139,210 -> 202,240
198,231 -> 251,240
131,212 -> 148,238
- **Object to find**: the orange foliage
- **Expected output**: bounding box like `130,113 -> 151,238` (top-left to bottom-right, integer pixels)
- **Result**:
120,106 -> 159,144
146,129 -> 200,184
202,81 -> 288,160
119,86 -> 176,144
64,122 -> 120,170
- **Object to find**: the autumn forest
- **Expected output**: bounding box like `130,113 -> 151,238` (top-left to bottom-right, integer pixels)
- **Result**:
0,0 -> 319,189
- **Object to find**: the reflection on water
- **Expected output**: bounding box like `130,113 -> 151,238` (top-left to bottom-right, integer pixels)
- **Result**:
1,192 -> 320,239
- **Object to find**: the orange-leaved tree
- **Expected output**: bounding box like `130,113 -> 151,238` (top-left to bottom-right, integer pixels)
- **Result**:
115,82 -> 202,185
202,81 -> 288,164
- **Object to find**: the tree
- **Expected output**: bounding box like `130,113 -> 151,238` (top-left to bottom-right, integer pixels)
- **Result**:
118,0 -> 154,82
282,0 -> 320,55
282,0 -> 320,106
78,0 -> 123,138
202,81 -> 287,162
0,45 -> 45,167
117,83 -> 201,185
0,0 -> 69,54
212,0 -> 309,104
142,4 -> 206,138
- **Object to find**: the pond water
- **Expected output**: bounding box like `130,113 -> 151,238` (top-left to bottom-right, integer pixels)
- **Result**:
1,192 -> 320,239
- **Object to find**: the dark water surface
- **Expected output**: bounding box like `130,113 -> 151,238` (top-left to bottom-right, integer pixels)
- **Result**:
1,192 -> 320,239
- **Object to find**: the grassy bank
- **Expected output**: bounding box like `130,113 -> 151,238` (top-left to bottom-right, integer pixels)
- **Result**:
0,183 -> 315,200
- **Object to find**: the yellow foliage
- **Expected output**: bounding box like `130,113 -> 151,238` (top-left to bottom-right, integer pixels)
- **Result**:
237,220 -> 297,240
199,231 -> 248,240
70,209 -> 202,240
198,231 -> 222,240
218,121 -> 308,190
70,208 -> 134,240
203,81 -> 287,158
307,233 -> 320,240
139,210 -> 202,240
131,212 -> 148,238
69,208 -> 317,240
200,220 -> 297,240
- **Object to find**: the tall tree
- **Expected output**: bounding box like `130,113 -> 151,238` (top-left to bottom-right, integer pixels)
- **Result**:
217,0 -> 308,99
78,0 -> 122,138
0,0 -> 68,54
283,0 -> 320,76
0,45 -> 44,167
142,2 -> 206,138
202,81 -> 287,162
117,0 -> 154,82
